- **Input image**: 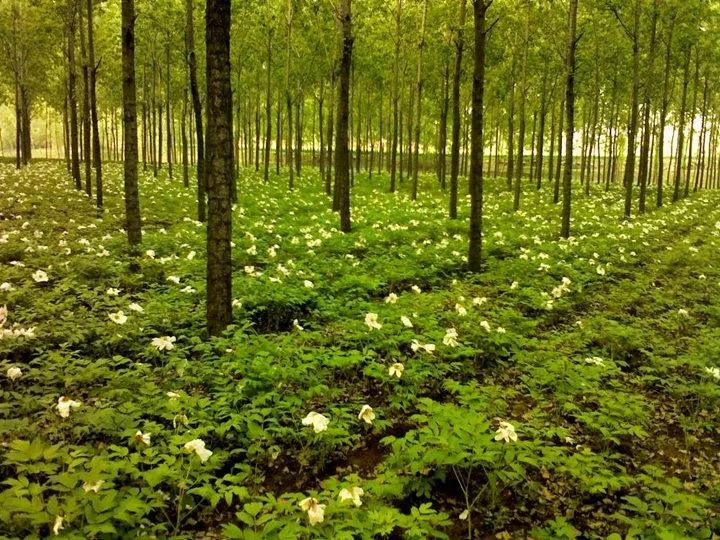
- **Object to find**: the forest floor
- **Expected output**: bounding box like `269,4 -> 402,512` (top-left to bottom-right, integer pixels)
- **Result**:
1,161 -> 719,539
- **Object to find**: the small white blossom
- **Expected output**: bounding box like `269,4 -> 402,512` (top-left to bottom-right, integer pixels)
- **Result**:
302,411 -> 330,433
358,404 -> 375,424
184,439 -> 213,463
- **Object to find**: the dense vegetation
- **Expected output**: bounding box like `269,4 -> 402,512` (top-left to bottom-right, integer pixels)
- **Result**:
2,0 -> 720,538
2,163 -> 720,537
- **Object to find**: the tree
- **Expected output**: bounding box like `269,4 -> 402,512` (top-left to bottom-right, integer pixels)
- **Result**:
205,0 -> 234,336
87,0 -> 102,209
122,0 -> 142,246
333,0 -> 352,233
560,0 -> 577,239
448,0 -> 466,219
186,0 -> 206,222
467,0 -> 490,272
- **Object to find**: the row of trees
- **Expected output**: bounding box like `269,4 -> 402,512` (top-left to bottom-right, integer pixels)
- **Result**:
3,0 -> 720,333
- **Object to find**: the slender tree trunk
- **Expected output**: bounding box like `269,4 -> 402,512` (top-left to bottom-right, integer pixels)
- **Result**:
68,0 -> 82,189
513,1 -> 530,211
205,0 -> 233,335
79,5 -> 92,197
285,0 -> 294,190
560,0 -> 577,238
410,0 -> 428,200
673,47 -> 691,203
186,0 -> 206,221
449,0 -> 466,218
334,0 -> 353,232
637,1 -> 657,214
87,0 -> 102,209
166,39 -> 173,180
122,0 -> 141,246
684,51 -> 700,199
389,0 -> 402,193
468,0 -> 489,273
622,0 -> 641,219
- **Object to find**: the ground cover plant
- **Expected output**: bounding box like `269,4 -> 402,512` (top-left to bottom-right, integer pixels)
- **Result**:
4,0 -> 720,537
2,162 -> 720,538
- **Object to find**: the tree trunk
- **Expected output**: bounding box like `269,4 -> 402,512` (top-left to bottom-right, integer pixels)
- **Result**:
637,1 -> 657,214
186,0 -> 206,221
87,0 -> 102,209
467,0 -> 489,273
79,5 -> 92,197
121,0 -> 142,246
448,0 -> 466,218
560,0 -> 577,238
205,0 -> 234,336
389,0 -> 402,193
673,47 -> 691,203
68,0 -> 82,189
334,0 -> 352,232
622,0 -> 641,219
513,1 -> 530,212
410,0 -> 428,201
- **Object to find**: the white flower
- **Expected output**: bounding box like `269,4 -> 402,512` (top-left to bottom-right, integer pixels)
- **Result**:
293,319 -> 304,331
299,497 -> 326,526
128,303 -> 144,313
184,438 -> 213,463
385,293 -> 398,304
472,296 -> 487,306
134,430 -> 151,445
459,509 -> 469,520
304,280 -> 314,288
187,251 -> 196,260
443,328 -> 459,347
82,480 -> 104,493
108,310 -> 128,325
400,315 -> 413,328
455,304 -> 467,316
496,327 -> 506,334
358,404 -> 375,424
57,396 -> 82,418
106,288 -> 121,296
166,391 -> 180,399
151,336 -> 176,351
388,362 -> 404,378
53,515 -> 64,535
510,281 -> 519,290
32,270 -> 49,283
585,356 -> 605,366
232,299 -> 243,308
145,249 -> 156,258
364,312 -> 382,330
494,421 -> 518,443
0,282 -> 14,291
6,366 -> 22,381
338,486 -> 364,507
596,265 -> 606,276
0,304 -> 7,326
411,339 -> 436,354
302,411 -> 330,433
677,308 -> 689,318
480,320 -> 491,332
411,285 -> 422,294
704,366 -> 720,380
167,276 -> 181,284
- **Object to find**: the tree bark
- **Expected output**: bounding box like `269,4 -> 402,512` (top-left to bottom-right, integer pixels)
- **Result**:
87,0 -> 102,209
467,0 -> 489,273
334,0 -> 352,232
186,0 -> 206,221
448,0 -> 466,218
205,0 -> 234,335
560,0 -> 577,239
122,0 -> 142,246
